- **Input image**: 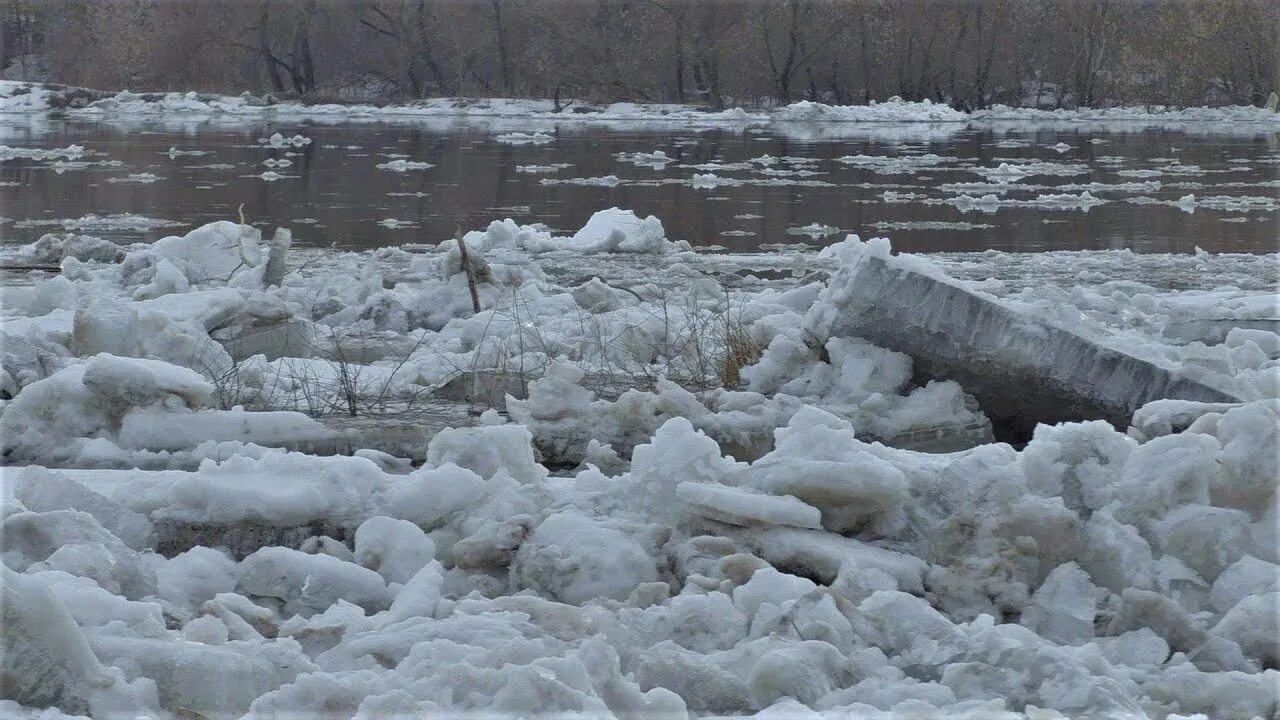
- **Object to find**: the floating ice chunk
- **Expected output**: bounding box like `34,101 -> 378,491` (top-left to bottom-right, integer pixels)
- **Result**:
1210,592 -> 1280,666
13,232 -> 124,265
1019,562 -> 1097,645
105,173 -> 160,184
690,173 -> 741,188
0,144 -> 85,162
1078,509 -> 1154,593
615,150 -> 673,168
785,223 -> 840,238
677,482 -> 823,529
511,511 -> 659,604
539,174 -> 622,187
258,132 -> 310,148
426,423 -> 543,484
947,190 -> 1106,211
376,218 -> 415,228
162,452 -> 388,527
972,160 -> 1088,179
1107,587 -> 1206,652
117,405 -> 339,453
1,510 -> 157,599
630,417 -> 741,522
0,354 -> 225,463
0,566 -> 155,717
859,590 -> 964,666
156,546 -> 238,613
748,640 -> 850,708
83,353 -> 213,408
748,527 -> 927,590
378,463 -> 488,528
238,546 -> 390,616
1209,556 -> 1280,613
1021,420 -> 1135,513
731,567 -> 817,617
516,162 -> 572,173
381,560 -> 445,625
743,408 -> 909,534
375,159 -> 434,172
1147,664 -> 1280,719
181,614 -> 230,644
1156,504 -> 1252,581
565,207 -> 675,254
354,516 -> 436,585
11,467 -> 153,550
775,97 -> 966,123
496,131 -> 554,145
868,220 -> 994,231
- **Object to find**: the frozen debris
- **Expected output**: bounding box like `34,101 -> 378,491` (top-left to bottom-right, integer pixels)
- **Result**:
495,131 -> 554,145
261,158 -> 291,167
374,159 -> 435,172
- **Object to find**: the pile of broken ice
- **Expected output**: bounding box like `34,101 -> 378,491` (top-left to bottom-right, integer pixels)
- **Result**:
1,209 -> 1277,720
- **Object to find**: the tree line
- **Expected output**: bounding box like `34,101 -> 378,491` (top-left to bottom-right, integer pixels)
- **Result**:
3,0 -> 1278,110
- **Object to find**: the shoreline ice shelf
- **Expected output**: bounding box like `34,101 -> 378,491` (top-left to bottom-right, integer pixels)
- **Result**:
4,80 -> 1278,132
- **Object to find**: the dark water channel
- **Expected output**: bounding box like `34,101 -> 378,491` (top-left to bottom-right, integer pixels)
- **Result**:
3,118 -> 1277,254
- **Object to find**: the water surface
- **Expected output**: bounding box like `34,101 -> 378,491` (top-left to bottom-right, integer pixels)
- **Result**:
2,119 -> 1277,254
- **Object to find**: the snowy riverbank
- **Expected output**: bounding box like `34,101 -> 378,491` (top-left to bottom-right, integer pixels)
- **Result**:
1,207 -> 1277,719
4,81 -> 1278,132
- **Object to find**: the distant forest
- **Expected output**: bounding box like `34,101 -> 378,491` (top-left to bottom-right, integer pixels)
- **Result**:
3,0 -> 1278,109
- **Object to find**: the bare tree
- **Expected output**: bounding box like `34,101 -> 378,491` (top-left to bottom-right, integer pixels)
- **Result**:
19,0 -> 1278,110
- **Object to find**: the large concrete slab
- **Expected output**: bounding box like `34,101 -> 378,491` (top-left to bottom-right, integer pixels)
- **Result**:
818,254 -> 1240,438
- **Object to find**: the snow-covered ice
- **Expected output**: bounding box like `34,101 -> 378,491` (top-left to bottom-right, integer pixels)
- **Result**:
0,199 -> 1277,720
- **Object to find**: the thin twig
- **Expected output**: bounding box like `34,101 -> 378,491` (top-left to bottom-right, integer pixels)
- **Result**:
455,225 -> 482,314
